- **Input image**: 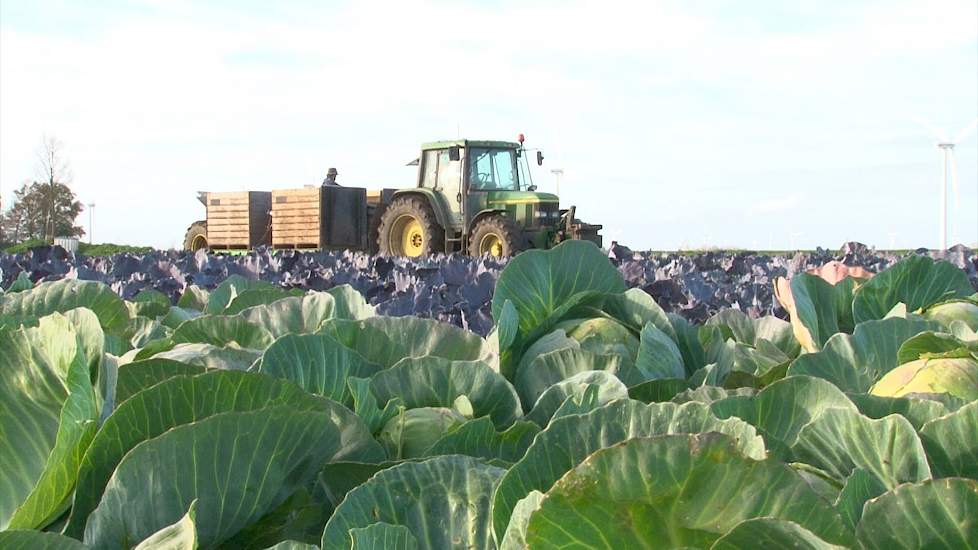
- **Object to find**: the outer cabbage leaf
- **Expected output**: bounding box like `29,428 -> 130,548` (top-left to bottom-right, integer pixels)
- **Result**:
222,288 -> 304,315
65,371 -> 364,537
919,400 -> 978,479
792,408 -> 931,488
321,456 -> 505,550
787,317 -> 939,392
491,240 -> 625,338
322,317 -> 493,368
170,314 -> 273,349
852,255 -> 974,324
239,293 -> 337,338
601,288 -> 676,339
0,530 -> 88,550
709,376 -> 857,454
253,332 -> 380,406
846,393 -> 952,430
856,478 -> 978,550
870,355 -> 978,401
524,370 -> 628,427
712,518 -> 847,550
349,523 -> 418,550
521,434 -> 852,549
491,400 -> 766,541
834,468 -> 887,531
0,279 -> 129,332
203,275 -> 275,314
0,314 -> 99,530
424,417 -> 540,464
133,501 -> 197,550
514,347 -> 630,409
113,358 -> 207,405
83,407 -> 338,549
369,356 -> 521,428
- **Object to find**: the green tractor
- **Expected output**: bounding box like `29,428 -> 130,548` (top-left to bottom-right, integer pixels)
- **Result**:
185,136 -> 601,257
374,136 -> 601,257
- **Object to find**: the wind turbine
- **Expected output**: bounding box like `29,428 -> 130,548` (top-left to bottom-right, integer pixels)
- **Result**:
913,117 -> 978,250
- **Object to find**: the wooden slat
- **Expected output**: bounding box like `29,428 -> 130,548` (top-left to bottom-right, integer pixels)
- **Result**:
271,203 -> 320,213
271,227 -> 321,235
272,231 -> 319,242
208,205 -> 249,213
272,216 -> 321,226
209,238 -> 250,245
273,188 -> 320,198
206,214 -> 253,222
207,219 -> 250,227
207,227 -> 250,234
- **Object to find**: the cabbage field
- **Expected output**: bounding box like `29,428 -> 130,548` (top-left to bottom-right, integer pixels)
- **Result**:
1,240 -> 977,549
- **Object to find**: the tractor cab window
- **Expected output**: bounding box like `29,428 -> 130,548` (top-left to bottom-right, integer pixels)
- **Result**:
469,148 -> 519,191
420,150 -> 439,188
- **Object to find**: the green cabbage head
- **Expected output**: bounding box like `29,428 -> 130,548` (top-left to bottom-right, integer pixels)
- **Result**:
379,407 -> 467,459
556,317 -> 640,362
870,356 -> 978,401
924,300 -> 978,331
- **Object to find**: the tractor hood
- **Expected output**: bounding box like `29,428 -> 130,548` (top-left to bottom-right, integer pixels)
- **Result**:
485,191 -> 559,205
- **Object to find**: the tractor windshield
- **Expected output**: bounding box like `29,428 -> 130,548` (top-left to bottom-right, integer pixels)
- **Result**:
468,148 -> 520,191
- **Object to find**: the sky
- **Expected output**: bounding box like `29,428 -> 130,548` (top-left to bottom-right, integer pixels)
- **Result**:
1,0 -> 976,251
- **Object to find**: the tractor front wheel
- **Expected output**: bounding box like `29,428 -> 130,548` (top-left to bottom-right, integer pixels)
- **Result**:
469,215 -> 525,257
183,220 -> 208,252
377,197 -> 444,257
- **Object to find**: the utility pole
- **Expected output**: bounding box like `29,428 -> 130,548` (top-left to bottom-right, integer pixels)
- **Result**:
550,168 -> 564,196
88,203 -> 95,244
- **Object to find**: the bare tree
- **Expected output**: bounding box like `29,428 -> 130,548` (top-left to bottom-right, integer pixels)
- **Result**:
35,136 -> 77,240
1,136 -> 84,242
36,135 -> 73,189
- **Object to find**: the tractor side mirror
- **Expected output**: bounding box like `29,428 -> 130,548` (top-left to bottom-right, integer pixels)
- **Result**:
448,146 -> 461,161
536,151 -> 544,166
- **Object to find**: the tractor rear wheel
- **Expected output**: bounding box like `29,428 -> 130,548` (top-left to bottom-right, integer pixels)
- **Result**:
469,215 -> 525,257
183,220 -> 208,252
377,197 -> 444,257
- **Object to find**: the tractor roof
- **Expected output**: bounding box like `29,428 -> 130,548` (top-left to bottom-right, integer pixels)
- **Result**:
421,139 -> 520,151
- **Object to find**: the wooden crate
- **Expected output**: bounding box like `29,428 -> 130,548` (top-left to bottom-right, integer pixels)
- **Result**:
205,191 -> 271,249
271,188 -> 322,249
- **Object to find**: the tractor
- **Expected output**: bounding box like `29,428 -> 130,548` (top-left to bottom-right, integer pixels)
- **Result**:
183,135 -> 602,257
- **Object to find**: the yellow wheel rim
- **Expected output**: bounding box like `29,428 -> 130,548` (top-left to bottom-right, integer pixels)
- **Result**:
479,233 -> 504,257
191,234 -> 207,251
391,215 -> 425,257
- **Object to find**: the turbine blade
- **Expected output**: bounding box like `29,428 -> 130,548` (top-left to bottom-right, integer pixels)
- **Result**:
912,116 -> 949,142
953,117 -> 978,144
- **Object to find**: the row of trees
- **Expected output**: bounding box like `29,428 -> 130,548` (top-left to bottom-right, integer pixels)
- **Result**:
1,136 -> 85,243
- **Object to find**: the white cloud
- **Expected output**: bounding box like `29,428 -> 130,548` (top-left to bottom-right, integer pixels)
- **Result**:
749,193 -> 803,215
1,0 -> 975,249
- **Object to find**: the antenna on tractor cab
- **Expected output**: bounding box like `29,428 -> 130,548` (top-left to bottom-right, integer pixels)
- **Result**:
518,133 -> 536,191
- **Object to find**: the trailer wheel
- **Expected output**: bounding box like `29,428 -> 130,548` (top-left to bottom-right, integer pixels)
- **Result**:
377,197 -> 443,257
367,203 -> 386,254
469,215 -> 525,257
183,220 -> 208,251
